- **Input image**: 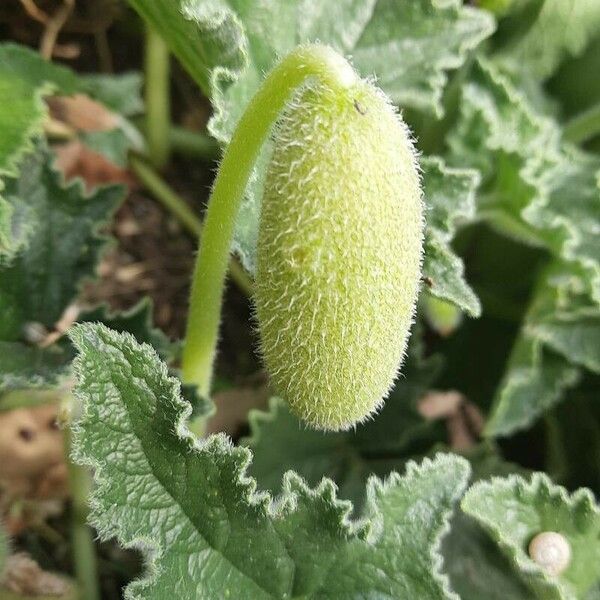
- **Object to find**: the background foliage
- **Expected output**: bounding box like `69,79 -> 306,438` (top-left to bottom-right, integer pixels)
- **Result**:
0,0 -> 599,598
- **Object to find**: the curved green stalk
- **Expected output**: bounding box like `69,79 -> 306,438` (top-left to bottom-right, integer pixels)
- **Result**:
181,45 -> 356,395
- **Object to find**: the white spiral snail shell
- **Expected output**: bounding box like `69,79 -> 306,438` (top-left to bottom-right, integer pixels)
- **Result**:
528,531 -> 571,575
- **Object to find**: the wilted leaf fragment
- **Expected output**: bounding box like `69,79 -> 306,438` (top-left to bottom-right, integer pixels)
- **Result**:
462,473 -> 600,600
71,323 -> 470,599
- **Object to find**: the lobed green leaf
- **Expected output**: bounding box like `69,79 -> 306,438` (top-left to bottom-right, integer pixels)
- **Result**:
421,157 -> 481,316
462,473 -> 600,599
449,58 -> 600,304
442,446 -> 535,600
448,58 -> 600,436
493,0 -> 600,81
71,322 -> 470,599
0,146 -> 124,390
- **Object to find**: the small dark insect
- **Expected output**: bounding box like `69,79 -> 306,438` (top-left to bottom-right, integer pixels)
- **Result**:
353,99 -> 367,115
422,275 -> 434,288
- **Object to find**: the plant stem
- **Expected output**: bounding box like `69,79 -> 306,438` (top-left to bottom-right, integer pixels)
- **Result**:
129,154 -> 253,296
65,428 -> 100,600
181,45 -> 357,396
169,126 -> 219,160
133,118 -> 220,160
563,102 -> 600,145
130,154 -> 201,236
544,414 -> 568,482
144,25 -> 170,169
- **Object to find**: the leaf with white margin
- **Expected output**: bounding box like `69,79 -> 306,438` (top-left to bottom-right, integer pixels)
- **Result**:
0,43 -> 142,259
0,146 -> 123,391
462,473 -> 600,600
422,156 -> 481,317
70,322 -> 470,599
352,0 -> 495,117
485,263 -> 599,437
494,0 -> 600,81
448,58 -> 600,305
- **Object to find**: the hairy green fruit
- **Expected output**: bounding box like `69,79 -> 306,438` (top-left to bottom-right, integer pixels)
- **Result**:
255,74 -> 423,431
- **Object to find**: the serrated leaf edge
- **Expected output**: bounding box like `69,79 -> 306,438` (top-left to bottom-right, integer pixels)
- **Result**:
463,59 -> 600,304
425,2 -> 497,118
70,323 -> 469,598
484,342 -> 581,438
422,155 -> 482,316
462,472 -> 600,600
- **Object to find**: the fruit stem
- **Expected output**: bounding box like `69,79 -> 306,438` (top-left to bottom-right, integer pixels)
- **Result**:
144,25 -> 170,169
181,45 -> 356,397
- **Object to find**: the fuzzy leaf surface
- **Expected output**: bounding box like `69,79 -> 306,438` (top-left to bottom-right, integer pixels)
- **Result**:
485,263 -> 600,437
449,58 -> 600,436
524,270 -> 600,376
0,43 -> 79,259
421,157 -> 481,316
442,446 -> 534,600
484,336 -> 580,438
449,58 -> 600,304
351,0 -> 495,116
127,0 -> 247,97
494,0 -> 600,80
462,473 -> 600,599
71,322 -> 470,599
0,43 -> 79,180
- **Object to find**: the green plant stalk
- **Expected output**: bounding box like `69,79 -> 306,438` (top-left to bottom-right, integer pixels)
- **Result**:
129,154 -> 253,296
169,125 -> 219,159
133,118 -> 219,160
563,101 -> 600,145
181,45 -> 356,395
145,25 -> 170,169
130,154 -> 201,236
544,413 -> 568,482
65,428 -> 100,600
